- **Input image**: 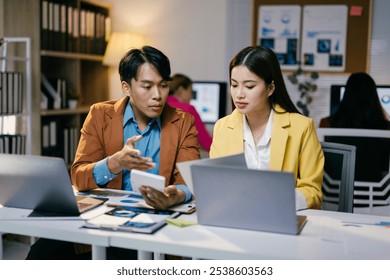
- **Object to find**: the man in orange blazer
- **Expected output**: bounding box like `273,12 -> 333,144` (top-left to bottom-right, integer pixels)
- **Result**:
71,46 -> 200,210
26,46 -> 199,260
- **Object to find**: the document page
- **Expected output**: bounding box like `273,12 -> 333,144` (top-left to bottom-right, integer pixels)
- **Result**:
83,206 -> 180,234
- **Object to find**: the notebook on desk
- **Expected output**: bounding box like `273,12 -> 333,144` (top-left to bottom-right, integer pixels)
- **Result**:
0,154 -> 104,219
191,161 -> 306,235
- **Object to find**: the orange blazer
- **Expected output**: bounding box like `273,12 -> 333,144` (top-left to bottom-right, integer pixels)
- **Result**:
71,96 -> 200,191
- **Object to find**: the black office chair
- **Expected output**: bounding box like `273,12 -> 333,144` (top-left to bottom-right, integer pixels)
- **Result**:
320,141 -> 356,213
318,128 -> 390,215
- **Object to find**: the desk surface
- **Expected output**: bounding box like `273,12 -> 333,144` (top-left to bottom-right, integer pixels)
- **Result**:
108,209 -> 390,260
1,207 -> 390,260
0,206 -> 111,257
0,217 -> 110,249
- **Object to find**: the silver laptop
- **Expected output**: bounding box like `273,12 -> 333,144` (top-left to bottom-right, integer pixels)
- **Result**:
191,164 -> 306,235
177,153 -> 247,193
0,154 -> 104,218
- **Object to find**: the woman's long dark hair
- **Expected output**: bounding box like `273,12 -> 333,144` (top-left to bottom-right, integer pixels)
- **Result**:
229,45 -> 300,114
330,72 -> 390,129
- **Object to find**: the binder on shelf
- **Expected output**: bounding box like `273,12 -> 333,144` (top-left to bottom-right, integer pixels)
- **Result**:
79,1 -> 110,55
41,118 -> 60,158
53,1 -> 60,51
72,6 -> 80,53
41,0 -> 49,50
41,74 -> 67,110
7,72 -> 12,114
49,120 -> 57,147
41,74 -> 56,109
39,0 -> 109,54
60,79 -> 67,109
86,10 -> 94,54
60,3 -> 67,52
13,72 -> 23,114
63,125 -> 79,165
42,123 -> 50,149
63,127 -> 69,164
0,72 -> 23,115
0,72 -> 7,114
41,92 -> 48,110
0,136 -> 3,153
48,77 -> 62,109
66,4 -> 73,52
47,0 -> 54,51
0,134 -> 26,155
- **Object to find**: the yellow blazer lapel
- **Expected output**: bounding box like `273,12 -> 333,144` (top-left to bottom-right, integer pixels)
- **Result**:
269,111 -> 290,171
227,109 -> 245,154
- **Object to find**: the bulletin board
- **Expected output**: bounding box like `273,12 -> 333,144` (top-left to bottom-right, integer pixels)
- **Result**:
252,0 -> 372,73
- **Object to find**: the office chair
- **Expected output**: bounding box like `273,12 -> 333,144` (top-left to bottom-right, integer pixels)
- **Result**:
320,141 -> 356,213
318,128 -> 390,215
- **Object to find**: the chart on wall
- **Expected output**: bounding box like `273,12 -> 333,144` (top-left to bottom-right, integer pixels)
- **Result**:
301,5 -> 348,72
258,5 -> 301,70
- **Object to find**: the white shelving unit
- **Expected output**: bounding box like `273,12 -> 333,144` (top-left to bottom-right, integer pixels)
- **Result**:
0,37 -> 33,260
0,37 -> 32,154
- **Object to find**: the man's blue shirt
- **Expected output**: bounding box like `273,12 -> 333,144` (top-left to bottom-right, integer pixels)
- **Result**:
92,102 -> 191,202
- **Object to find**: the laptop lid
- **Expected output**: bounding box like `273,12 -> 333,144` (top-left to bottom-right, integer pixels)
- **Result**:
177,153 -> 247,193
191,164 -> 306,235
0,154 -> 102,217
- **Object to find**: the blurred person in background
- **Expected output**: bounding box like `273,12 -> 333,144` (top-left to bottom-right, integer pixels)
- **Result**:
167,73 -> 213,151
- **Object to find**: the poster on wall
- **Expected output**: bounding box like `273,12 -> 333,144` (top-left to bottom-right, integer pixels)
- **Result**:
301,5 -> 348,72
258,5 -> 301,70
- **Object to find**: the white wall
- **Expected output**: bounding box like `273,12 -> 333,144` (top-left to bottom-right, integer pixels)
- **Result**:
102,0 -> 250,102
303,0 -> 390,126
102,0 -> 390,127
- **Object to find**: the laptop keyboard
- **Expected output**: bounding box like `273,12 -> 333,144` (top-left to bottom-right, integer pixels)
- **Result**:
76,196 -> 104,213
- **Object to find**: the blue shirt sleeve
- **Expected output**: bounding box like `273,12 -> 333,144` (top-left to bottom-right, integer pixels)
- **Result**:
93,157 -> 117,186
175,184 -> 192,203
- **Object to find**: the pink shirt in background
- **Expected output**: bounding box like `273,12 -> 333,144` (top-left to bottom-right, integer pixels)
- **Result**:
167,95 -> 212,151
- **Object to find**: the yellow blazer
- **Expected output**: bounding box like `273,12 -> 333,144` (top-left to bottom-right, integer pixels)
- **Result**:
210,106 -> 324,209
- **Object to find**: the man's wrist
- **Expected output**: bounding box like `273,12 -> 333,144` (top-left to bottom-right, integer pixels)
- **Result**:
107,154 -> 122,175
177,189 -> 186,204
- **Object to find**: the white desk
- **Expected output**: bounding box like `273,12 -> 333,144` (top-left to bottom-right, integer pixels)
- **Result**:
108,209 -> 390,260
0,216 -> 110,260
1,208 -> 390,260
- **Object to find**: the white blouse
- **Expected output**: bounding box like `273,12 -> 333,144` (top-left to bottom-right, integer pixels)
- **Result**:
243,110 -> 273,170
243,110 -> 307,210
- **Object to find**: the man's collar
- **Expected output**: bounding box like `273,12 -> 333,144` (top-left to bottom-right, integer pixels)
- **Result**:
123,101 -> 162,129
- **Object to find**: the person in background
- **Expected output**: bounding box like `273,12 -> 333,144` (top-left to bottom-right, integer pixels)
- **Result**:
319,72 -> 390,129
167,73 -> 213,151
319,72 -> 390,183
26,45 -> 200,260
210,45 -> 324,210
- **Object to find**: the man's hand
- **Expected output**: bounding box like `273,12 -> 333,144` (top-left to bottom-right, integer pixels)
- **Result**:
139,185 -> 186,210
107,135 -> 155,174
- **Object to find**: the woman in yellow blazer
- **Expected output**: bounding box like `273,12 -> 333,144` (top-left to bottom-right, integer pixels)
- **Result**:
210,46 -> 324,209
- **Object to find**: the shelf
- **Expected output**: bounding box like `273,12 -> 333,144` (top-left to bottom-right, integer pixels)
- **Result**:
40,50 -> 104,61
41,107 -> 90,116
0,56 -> 30,62
0,37 -> 32,154
2,0 -> 110,159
